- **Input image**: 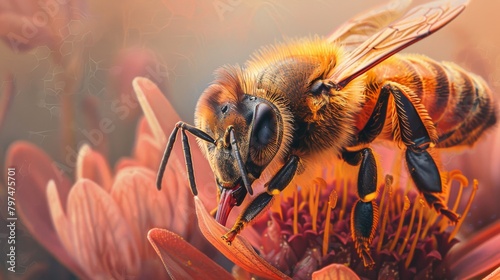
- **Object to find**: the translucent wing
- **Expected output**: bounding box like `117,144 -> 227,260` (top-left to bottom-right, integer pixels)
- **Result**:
327,0 -> 412,50
329,0 -> 469,90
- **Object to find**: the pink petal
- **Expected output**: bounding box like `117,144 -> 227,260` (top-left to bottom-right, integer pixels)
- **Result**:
133,77 -> 218,208
148,228 -> 232,279
132,132 -> 163,171
46,181 -> 89,279
194,196 -> 290,279
76,144 -> 113,192
4,142 -> 81,275
114,157 -> 140,171
110,167 -> 190,253
312,264 -> 360,280
137,116 -> 155,138
447,221 -> 500,279
65,179 -> 141,278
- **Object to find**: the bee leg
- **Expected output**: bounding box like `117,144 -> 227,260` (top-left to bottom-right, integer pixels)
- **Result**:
406,148 -> 460,222
342,148 -> 378,269
386,83 -> 460,222
222,155 -> 299,244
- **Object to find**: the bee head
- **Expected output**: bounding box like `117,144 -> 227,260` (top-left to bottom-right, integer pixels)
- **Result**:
194,66 -> 287,225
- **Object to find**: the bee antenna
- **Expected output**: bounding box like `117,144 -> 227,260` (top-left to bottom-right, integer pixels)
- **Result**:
157,121 -> 216,194
157,125 -> 180,190
229,126 -> 253,195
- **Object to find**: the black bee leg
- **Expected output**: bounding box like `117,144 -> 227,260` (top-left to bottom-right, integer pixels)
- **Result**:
222,155 -> 299,244
157,121 -> 215,195
406,148 -> 460,222
387,83 -> 459,222
342,148 -> 379,268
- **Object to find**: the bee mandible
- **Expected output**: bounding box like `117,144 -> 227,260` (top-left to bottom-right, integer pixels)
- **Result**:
157,0 -> 497,267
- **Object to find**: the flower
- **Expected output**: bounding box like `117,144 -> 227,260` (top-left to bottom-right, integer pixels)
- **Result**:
4,77 -> 214,279
135,77 -> 499,279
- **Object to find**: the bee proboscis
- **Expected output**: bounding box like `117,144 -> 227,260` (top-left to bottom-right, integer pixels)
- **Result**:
157,0 -> 497,267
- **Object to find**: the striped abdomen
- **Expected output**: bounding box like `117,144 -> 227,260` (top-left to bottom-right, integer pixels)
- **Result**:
373,54 -> 497,148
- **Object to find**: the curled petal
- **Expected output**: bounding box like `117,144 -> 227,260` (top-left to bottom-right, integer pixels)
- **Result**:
46,181 -> 88,279
148,228 -> 232,279
312,263 -> 361,280
194,196 -> 290,279
76,144 -> 113,191
4,142 -> 80,275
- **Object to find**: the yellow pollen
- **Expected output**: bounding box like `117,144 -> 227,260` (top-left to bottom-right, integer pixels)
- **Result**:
377,175 -> 393,252
389,196 -> 411,251
405,199 -> 425,268
449,179 -> 478,242
271,189 -> 281,195
322,190 -> 338,256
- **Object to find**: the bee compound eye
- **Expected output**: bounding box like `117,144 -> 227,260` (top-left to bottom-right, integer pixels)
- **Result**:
250,102 -> 276,149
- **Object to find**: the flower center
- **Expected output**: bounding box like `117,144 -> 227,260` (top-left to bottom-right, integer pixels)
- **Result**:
255,168 -> 477,279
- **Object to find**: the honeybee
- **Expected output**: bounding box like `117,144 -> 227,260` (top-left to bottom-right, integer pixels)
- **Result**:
157,0 -> 497,268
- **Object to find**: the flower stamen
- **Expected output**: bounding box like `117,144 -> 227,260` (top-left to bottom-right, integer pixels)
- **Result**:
449,179 -> 479,241
293,185 -> 299,235
399,194 -> 418,255
405,199 -> 425,268
451,171 -> 469,214
389,195 -> 411,251
377,175 -> 393,252
339,178 -> 348,222
323,190 -> 338,256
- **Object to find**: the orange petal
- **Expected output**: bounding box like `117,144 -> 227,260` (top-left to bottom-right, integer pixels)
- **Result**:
133,77 -> 217,208
4,142 -> 81,275
312,264 -> 360,280
65,179 -> 141,278
484,266 -> 500,280
447,221 -> 500,279
148,228 -> 232,279
194,196 -> 290,279
76,144 -> 113,192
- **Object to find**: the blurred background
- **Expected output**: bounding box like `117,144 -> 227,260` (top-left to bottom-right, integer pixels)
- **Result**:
0,0 -> 499,278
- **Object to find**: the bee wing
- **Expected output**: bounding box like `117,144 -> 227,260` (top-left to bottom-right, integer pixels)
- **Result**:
327,0 -> 412,50
328,0 -> 469,90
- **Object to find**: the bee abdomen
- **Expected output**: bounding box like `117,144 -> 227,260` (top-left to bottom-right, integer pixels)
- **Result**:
434,61 -> 496,147
403,56 -> 496,148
